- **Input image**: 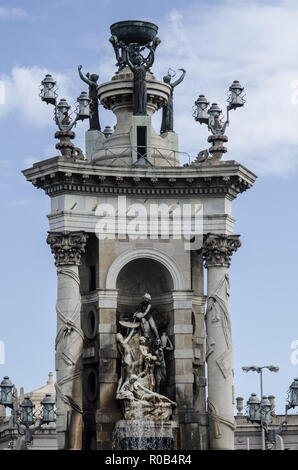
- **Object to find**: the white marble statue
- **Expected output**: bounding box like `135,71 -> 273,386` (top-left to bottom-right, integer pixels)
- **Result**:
116,293 -> 176,421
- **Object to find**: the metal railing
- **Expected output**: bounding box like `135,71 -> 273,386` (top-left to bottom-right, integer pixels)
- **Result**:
91,145 -> 194,167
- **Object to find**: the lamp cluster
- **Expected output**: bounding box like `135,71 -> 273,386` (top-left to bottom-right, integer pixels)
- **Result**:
0,376 -> 56,446
40,74 -> 91,132
193,80 -> 245,135
242,365 -> 298,448
247,393 -> 273,429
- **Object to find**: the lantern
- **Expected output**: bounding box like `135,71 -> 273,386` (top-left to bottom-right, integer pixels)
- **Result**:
0,376 -> 14,406
193,95 -> 209,124
208,102 -> 223,132
40,74 -> 56,105
76,91 -> 91,120
288,378 -> 298,409
260,396 -> 272,427
20,396 -> 35,426
41,394 -> 55,423
247,393 -> 261,422
228,80 -> 245,110
56,98 -> 70,122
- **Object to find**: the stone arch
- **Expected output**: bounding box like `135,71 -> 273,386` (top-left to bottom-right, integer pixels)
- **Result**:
105,248 -> 184,291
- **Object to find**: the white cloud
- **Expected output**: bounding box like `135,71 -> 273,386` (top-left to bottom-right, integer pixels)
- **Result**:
0,7 -> 30,20
151,0 -> 298,176
0,66 -> 75,128
2,1 -> 298,176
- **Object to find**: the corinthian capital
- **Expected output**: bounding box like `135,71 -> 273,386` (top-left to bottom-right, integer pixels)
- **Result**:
201,233 -> 241,268
47,231 -> 88,267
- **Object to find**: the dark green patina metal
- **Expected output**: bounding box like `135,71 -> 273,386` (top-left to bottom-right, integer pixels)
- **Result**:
110,20 -> 158,45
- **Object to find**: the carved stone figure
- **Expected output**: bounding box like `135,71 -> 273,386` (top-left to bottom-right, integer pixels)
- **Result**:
119,372 -> 175,405
115,296 -> 175,422
133,293 -> 160,344
160,68 -> 186,134
78,65 -> 101,131
126,49 -> 154,115
117,372 -> 176,421
116,329 -> 138,394
154,345 -> 167,393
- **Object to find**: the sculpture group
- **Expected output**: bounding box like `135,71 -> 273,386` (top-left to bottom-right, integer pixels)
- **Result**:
116,293 -> 175,421
78,30 -> 185,127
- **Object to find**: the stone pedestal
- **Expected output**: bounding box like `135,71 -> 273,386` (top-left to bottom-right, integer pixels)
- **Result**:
207,134 -> 228,161
47,231 -> 88,450
85,130 -> 106,162
202,233 -> 241,450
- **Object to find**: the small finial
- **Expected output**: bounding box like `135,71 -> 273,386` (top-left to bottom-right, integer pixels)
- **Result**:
47,372 -> 54,384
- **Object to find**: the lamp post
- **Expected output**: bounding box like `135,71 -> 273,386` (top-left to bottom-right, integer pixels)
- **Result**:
0,376 -> 56,449
40,74 -> 91,159
243,365 -> 279,450
193,80 -> 245,161
261,378 -> 298,446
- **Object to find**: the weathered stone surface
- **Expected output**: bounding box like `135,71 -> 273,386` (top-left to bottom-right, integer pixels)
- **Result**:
201,233 -> 241,268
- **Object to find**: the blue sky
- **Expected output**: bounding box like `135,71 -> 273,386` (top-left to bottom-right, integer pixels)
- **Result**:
1,0 -> 298,415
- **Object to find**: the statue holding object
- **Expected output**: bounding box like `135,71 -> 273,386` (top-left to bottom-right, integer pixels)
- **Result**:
125,46 -> 155,116
78,65 -> 101,131
160,68 -> 186,134
133,292 -> 160,343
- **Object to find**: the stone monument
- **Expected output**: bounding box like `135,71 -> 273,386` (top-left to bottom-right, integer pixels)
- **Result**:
23,20 -> 256,450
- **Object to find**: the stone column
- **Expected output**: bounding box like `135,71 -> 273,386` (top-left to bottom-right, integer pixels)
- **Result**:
47,231 -> 88,450
170,291 -> 195,449
201,233 -> 241,450
96,289 -> 121,450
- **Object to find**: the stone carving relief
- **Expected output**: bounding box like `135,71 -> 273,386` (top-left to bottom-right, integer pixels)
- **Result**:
202,233 -> 240,445
201,233 -> 241,268
116,293 -> 176,421
47,231 -> 88,267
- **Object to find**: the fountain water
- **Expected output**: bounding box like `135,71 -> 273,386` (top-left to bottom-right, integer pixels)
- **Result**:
113,420 -> 174,450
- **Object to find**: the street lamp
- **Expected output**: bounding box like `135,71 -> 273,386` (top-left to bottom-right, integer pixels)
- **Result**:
40,74 -> 57,105
264,378 -> 298,445
41,394 -> 56,423
243,365 -> 279,450
0,376 -> 14,407
0,377 -> 56,448
192,80 -> 245,161
20,396 -> 35,426
287,378 -> 298,412
40,73 -> 90,159
247,393 -> 261,422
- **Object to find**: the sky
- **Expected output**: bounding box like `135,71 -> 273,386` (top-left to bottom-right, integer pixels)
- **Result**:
1,0 -> 298,416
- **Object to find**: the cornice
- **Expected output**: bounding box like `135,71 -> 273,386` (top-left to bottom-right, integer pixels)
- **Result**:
22,157 -> 257,200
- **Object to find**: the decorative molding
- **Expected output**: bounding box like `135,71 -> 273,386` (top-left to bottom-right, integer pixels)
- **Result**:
105,247 -> 185,290
201,233 -> 241,268
47,231 -> 88,266
23,158 -> 257,201
98,289 -> 118,309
